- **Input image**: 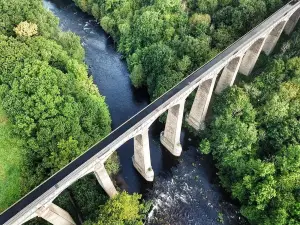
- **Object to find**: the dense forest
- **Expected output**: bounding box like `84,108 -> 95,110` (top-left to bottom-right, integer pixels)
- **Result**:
0,0 -> 149,224
73,0 -> 286,100
200,27 -> 300,224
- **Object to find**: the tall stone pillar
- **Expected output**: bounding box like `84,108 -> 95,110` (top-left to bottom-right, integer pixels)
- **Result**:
186,77 -> 216,130
160,100 -> 185,156
37,203 -> 76,225
239,38 -> 265,76
94,163 -> 118,198
284,8 -> 300,35
215,57 -> 242,94
263,21 -> 286,55
132,130 -> 154,181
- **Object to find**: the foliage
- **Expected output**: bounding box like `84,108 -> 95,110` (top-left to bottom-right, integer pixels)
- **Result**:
200,47 -> 300,224
0,0 -> 59,38
217,212 -> 224,224
73,0 -> 284,101
0,0 -> 118,216
0,35 -> 111,190
54,175 -> 109,222
84,192 -> 150,225
14,21 -> 38,37
105,152 -> 121,176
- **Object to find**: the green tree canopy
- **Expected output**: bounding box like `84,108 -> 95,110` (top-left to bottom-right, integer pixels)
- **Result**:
85,192 -> 149,225
200,54 -> 300,224
0,0 -> 113,196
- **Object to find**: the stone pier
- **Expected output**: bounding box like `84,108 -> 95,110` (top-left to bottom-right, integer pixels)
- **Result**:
132,130 -> 154,181
94,163 -> 118,198
186,77 -> 216,130
239,38 -> 265,75
37,203 -> 76,225
215,57 -> 242,94
160,100 -> 185,156
284,8 -> 300,35
263,21 -> 287,55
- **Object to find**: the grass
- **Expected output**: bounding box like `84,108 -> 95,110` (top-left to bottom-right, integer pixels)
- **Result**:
0,104 -> 24,213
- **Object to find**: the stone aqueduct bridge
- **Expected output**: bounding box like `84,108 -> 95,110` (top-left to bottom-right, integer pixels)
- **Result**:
1,1 -> 300,225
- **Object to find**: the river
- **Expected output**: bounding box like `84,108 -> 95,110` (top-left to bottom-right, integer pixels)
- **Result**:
43,0 -> 247,224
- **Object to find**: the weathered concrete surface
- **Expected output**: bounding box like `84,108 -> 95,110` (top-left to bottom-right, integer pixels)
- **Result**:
284,8 -> 300,35
186,77 -> 216,130
37,203 -> 76,225
239,38 -> 266,75
94,163 -> 118,198
161,100 -> 185,156
215,57 -> 242,94
133,130 -> 154,181
263,21 -> 287,55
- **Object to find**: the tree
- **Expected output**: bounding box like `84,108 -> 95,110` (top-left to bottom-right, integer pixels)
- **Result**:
130,64 -> 145,88
189,13 -> 211,35
133,10 -> 164,47
14,21 -> 38,37
197,0 -> 218,14
85,192 -> 149,225
141,43 -> 176,96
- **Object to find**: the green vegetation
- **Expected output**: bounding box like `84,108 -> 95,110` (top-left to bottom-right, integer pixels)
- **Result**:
0,104 -> 24,212
0,0 -> 119,218
217,212 -> 224,224
200,29 -> 300,224
84,192 -> 151,225
0,1 -> 147,224
54,174 -> 110,222
73,0 -> 284,100
0,33 -> 111,190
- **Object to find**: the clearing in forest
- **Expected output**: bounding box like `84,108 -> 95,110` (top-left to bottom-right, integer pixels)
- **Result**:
0,104 -> 23,212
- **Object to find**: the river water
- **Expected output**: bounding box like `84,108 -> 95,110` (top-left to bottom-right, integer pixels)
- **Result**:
43,0 -> 247,224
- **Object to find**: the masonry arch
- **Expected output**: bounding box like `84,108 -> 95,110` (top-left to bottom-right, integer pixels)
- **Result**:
284,7 -> 300,35
186,76 -> 216,130
215,56 -> 242,94
239,37 -> 266,75
263,20 -> 287,55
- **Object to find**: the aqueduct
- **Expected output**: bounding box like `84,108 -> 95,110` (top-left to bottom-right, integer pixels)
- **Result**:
1,1 -> 300,224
